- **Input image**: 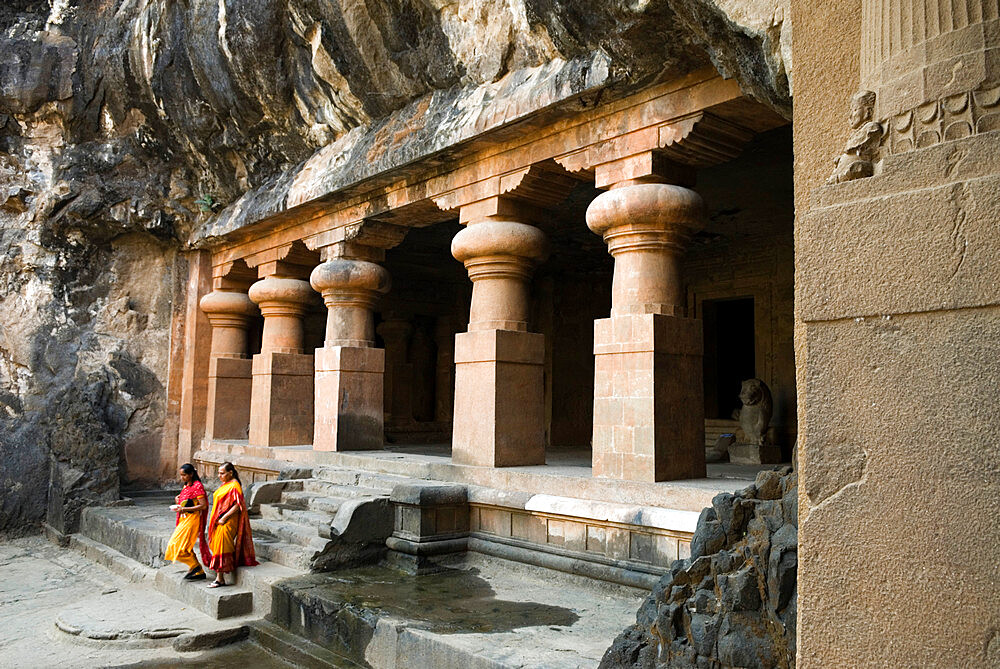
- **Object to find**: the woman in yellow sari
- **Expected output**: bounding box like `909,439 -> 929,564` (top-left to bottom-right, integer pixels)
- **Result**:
206,462 -> 258,587
164,463 -> 210,580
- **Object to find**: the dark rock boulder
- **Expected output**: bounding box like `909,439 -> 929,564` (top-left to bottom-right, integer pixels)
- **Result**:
600,467 -> 797,669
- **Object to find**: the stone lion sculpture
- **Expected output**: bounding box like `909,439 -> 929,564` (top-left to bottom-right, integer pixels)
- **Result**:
737,378 -> 772,446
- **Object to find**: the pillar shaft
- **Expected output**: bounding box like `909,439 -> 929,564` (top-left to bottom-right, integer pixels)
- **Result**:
199,290 -> 257,441
450,217 -> 547,467
586,181 -> 707,481
247,275 -> 316,447
310,258 -> 390,451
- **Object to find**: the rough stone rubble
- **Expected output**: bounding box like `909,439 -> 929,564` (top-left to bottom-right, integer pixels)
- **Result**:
601,468 -> 797,669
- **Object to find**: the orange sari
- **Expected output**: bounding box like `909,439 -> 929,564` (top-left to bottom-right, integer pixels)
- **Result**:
206,480 -> 258,573
164,481 -> 210,567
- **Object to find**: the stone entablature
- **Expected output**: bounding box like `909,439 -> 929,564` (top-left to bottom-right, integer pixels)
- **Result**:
201,68 -> 781,271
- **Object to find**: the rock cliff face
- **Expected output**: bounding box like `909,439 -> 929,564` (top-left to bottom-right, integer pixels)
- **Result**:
0,0 -> 790,534
601,469 -> 798,669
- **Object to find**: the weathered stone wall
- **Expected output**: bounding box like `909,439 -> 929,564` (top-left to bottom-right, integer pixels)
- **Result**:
601,469 -> 797,668
0,0 -> 791,535
792,0 -> 1000,665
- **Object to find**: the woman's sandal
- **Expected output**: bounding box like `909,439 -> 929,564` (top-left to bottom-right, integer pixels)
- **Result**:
207,580 -> 227,588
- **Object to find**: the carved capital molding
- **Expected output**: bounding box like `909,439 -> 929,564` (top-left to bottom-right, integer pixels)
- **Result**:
434,160 -> 580,223
556,112 -> 754,178
883,85 -> 1000,155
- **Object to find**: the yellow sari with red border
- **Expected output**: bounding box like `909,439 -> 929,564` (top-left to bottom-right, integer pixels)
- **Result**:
206,480 -> 258,572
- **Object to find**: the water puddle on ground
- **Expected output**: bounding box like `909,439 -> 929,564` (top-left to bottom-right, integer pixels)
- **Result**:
286,564 -> 581,634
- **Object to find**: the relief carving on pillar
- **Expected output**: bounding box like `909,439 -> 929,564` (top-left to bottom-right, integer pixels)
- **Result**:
882,85 -> 1000,155
827,90 -> 884,184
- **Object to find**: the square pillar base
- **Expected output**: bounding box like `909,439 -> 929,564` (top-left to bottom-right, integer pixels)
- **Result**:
452,329 -> 545,467
249,350 -> 314,447
206,356 -> 252,440
592,313 -> 706,482
314,346 -> 385,451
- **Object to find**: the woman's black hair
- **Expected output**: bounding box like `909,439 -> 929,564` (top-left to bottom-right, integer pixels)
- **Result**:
221,461 -> 241,486
179,462 -> 201,483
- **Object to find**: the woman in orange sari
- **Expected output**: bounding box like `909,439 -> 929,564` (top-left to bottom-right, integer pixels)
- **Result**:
206,462 -> 257,587
164,463 -> 210,580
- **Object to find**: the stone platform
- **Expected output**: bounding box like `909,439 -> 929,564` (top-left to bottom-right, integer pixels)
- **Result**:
199,441 -> 765,511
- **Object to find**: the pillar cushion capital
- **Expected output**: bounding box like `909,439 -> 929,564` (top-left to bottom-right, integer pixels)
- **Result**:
199,290 -> 257,318
248,276 -> 315,310
310,259 -> 391,297
451,220 -> 548,264
586,183 -> 706,243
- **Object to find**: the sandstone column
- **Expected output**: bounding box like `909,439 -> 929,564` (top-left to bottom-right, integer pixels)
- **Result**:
310,249 -> 390,451
797,2 -> 1000,666
586,178 -> 706,481
451,217 -> 547,467
200,289 -> 258,441
247,273 -> 316,446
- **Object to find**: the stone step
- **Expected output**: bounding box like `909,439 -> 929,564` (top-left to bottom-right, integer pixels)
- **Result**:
249,619 -> 364,669
67,533 -> 155,584
279,490 -> 366,516
258,503 -> 335,527
80,503 -> 176,567
154,563 -> 253,619
300,478 -> 390,499
230,561 -> 301,618
251,518 -> 327,548
312,466 -> 409,491
251,535 -> 316,571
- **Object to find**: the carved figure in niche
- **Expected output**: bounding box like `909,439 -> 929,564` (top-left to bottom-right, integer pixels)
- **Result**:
736,378 -> 772,446
828,90 -> 884,184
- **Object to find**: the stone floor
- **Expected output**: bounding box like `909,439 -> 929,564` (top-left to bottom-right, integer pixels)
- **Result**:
2,526 -> 647,668
208,440 -> 773,512
0,535 -> 291,669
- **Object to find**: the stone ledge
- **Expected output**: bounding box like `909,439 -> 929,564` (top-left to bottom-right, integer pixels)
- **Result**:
155,563 -> 253,619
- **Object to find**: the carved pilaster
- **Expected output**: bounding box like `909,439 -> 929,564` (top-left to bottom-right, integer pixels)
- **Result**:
861,0 -> 1000,153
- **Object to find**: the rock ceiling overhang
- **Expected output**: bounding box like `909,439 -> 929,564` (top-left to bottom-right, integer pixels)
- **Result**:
195,58 -> 787,274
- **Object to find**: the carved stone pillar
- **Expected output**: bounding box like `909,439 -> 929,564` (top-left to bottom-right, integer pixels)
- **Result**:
861,0 -> 1000,153
450,217 -> 547,467
377,317 -> 414,426
587,179 -> 706,481
310,253 -> 390,451
247,274 -> 316,446
200,290 -> 258,440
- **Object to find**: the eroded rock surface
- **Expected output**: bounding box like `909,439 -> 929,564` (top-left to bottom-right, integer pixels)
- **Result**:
0,0 -> 791,534
601,468 -> 798,669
